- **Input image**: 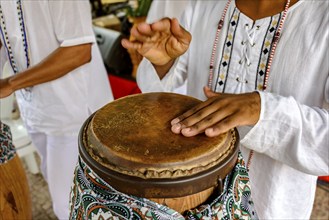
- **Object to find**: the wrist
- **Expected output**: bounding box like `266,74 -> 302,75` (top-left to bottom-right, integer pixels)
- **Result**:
250,91 -> 261,125
153,59 -> 175,79
7,75 -> 19,91
0,77 -> 15,98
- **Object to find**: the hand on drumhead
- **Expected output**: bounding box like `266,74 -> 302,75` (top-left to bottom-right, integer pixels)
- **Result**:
121,18 -> 191,67
171,87 -> 261,137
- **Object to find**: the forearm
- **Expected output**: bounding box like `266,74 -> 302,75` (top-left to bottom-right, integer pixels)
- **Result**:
7,43 -> 91,91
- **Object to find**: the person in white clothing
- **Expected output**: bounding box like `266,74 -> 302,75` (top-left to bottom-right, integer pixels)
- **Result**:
147,0 -> 190,23
145,0 -> 190,95
0,1 -> 113,219
122,0 -> 329,219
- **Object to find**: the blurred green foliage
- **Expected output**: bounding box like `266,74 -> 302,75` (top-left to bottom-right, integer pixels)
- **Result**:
127,0 -> 153,17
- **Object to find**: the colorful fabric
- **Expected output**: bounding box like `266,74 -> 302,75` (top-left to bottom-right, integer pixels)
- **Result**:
0,121 -> 16,164
69,152 -> 258,220
213,6 -> 283,92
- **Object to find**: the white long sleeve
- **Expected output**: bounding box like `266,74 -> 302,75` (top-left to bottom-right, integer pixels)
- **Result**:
242,91 -> 329,176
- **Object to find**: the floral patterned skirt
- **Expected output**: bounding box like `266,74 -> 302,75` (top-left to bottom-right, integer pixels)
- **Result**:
69,152 -> 258,220
0,121 -> 16,164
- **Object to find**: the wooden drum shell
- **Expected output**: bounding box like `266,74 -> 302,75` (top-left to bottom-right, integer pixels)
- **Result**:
0,155 -> 32,220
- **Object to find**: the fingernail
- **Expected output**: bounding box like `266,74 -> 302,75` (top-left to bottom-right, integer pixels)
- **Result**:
205,128 -> 218,137
182,127 -> 195,137
182,127 -> 191,133
205,128 -> 213,135
171,118 -> 180,125
171,123 -> 181,133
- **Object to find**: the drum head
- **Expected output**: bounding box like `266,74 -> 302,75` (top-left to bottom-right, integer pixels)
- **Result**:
79,92 -> 239,198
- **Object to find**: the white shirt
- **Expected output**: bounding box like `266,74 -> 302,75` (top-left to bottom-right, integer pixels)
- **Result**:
0,0 -> 113,135
147,0 -> 190,23
137,0 -> 329,219
146,0 -> 191,95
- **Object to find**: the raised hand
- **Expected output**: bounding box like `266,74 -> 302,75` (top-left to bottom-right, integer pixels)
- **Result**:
171,87 -> 261,137
121,18 -> 191,67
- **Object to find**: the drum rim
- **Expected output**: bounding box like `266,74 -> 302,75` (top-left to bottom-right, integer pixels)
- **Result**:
79,113 -> 240,198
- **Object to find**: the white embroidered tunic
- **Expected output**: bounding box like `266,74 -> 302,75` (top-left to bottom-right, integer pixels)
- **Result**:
137,0 -> 329,219
0,0 -> 113,135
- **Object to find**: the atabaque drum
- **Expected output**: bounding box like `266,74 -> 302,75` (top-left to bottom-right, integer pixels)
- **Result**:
76,92 -> 239,214
0,121 -> 32,220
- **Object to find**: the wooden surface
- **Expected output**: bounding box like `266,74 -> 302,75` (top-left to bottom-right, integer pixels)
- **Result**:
150,187 -> 215,214
0,155 -> 32,220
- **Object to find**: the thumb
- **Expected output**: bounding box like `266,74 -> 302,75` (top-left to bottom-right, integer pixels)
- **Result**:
203,86 -> 220,98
